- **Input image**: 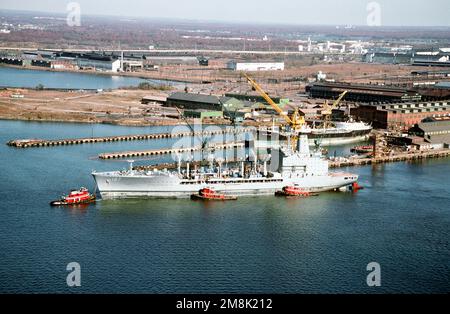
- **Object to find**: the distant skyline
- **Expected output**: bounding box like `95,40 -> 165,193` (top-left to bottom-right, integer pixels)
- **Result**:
1,0 -> 450,27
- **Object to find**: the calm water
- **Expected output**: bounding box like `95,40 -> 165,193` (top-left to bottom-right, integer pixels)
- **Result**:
0,66 -> 177,89
0,120 -> 449,293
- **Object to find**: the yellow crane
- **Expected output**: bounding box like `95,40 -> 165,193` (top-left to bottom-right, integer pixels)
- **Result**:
242,72 -> 307,151
242,72 -> 305,132
321,90 -> 348,128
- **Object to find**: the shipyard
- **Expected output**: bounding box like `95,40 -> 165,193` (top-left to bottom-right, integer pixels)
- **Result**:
0,1 -> 449,298
4,51 -> 450,177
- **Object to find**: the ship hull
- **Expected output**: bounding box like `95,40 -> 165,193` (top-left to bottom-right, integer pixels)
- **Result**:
256,125 -> 372,146
308,132 -> 371,146
92,172 -> 357,199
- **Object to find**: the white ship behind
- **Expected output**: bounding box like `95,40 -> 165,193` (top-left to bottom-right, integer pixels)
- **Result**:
257,120 -> 372,147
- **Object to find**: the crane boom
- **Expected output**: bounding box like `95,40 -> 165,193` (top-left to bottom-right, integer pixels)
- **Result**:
332,90 -> 348,108
174,106 -> 195,134
322,90 -> 348,115
242,72 -> 308,151
242,73 -> 293,125
174,106 -> 211,160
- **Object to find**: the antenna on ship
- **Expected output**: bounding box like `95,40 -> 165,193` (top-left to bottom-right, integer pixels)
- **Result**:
207,152 -> 215,171
286,133 -> 291,152
127,159 -> 134,171
262,155 -> 271,176
250,149 -> 258,173
216,158 -> 224,178
240,157 -> 245,178
175,152 -> 182,175
185,154 -> 193,178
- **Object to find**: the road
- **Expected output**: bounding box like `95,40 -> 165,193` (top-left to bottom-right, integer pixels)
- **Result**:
0,47 -> 349,56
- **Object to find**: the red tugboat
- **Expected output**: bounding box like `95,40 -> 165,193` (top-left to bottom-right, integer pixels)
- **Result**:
191,188 -> 237,201
50,187 -> 96,206
275,186 -> 319,197
350,145 -> 374,154
349,182 -> 364,192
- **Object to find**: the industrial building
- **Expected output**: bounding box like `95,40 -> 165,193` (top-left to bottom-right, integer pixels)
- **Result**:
351,101 -> 450,130
183,110 -> 224,120
364,52 -> 413,64
412,60 -> 450,67
415,86 -> 450,101
22,50 -> 57,60
77,56 -> 121,72
3,50 -> 134,72
164,92 -> 284,121
30,60 -> 51,67
165,92 -> 225,111
411,70 -> 450,78
144,56 -> 199,66
50,60 -> 77,70
164,92 -> 251,122
364,47 -> 450,66
412,49 -> 450,67
225,93 -> 283,105
165,92 -> 248,112
141,95 -> 167,105
408,117 -> 450,149
112,53 -> 144,71
121,59 -> 143,72
1,49 -> 211,72
226,61 -> 284,72
306,82 -> 422,103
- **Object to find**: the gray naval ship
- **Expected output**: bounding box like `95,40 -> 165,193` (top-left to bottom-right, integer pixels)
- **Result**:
92,135 -> 358,199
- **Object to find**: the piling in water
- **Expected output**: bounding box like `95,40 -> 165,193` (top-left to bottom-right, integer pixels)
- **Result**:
6,128 -> 253,148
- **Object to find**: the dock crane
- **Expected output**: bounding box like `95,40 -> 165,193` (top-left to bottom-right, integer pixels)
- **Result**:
321,90 -> 348,129
242,73 -> 306,132
242,72 -> 307,150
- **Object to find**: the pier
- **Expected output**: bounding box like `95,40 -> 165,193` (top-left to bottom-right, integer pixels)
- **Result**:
329,149 -> 450,168
98,142 -> 245,159
6,128 -> 253,148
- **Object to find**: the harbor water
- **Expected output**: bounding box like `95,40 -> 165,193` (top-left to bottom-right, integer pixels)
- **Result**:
0,120 -> 449,293
0,66 -> 178,90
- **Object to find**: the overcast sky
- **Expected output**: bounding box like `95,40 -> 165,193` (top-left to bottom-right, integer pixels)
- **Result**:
1,0 -> 449,27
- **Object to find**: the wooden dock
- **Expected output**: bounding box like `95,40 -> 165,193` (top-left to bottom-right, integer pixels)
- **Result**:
6,128 -> 253,148
98,142 -> 245,159
329,149 -> 450,168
